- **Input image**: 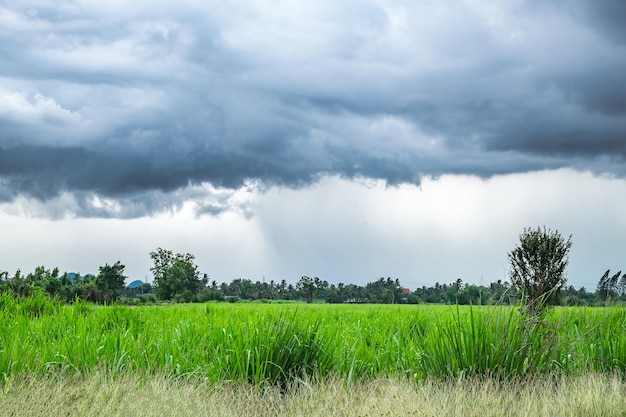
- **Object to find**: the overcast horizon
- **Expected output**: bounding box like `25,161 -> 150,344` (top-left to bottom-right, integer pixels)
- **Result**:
1,1 -> 625,291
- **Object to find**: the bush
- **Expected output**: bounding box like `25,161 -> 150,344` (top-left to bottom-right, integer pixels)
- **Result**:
508,227 -> 572,314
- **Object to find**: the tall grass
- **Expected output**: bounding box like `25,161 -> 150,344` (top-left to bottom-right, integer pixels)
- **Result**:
1,294 -> 624,385
553,307 -> 626,374
212,312 -> 333,386
412,306 -> 562,378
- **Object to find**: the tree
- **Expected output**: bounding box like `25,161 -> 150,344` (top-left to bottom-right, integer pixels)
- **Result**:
620,273 -> 626,300
5,269 -> 32,297
597,269 -> 625,303
96,261 -> 127,304
508,227 -> 572,314
150,248 -> 201,302
296,276 -> 319,303
364,277 -> 403,304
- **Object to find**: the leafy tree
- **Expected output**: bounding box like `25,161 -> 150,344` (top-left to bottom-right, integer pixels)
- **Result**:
23,266 -> 61,299
76,278 -> 101,303
4,269 -> 32,297
562,285 -> 581,306
508,226 -> 572,314
224,278 -> 256,299
150,248 -> 201,302
488,280 -> 511,304
96,261 -> 127,304
198,286 -> 224,302
296,276 -> 320,303
285,283 -> 297,300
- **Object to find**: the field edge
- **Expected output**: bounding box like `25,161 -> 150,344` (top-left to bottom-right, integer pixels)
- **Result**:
2,372 -> 625,417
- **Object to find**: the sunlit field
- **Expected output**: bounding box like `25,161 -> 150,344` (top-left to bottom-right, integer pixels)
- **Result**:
1,295 -> 625,416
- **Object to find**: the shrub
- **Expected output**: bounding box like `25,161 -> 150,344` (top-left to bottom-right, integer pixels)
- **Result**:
508,227 -> 572,314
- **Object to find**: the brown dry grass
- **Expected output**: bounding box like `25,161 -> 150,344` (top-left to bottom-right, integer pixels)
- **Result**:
1,373 -> 624,417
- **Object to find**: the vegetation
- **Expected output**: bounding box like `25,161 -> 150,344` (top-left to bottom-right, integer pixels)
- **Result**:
2,372 -> 624,417
1,299 -> 624,385
596,269 -> 626,304
150,248 -> 202,302
1,220 -> 625,416
95,261 -> 127,304
4,227 -> 625,307
0,266 -> 622,307
508,226 -> 572,313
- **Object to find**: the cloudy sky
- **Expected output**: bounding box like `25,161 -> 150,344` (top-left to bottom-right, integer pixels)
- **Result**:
1,0 -> 625,290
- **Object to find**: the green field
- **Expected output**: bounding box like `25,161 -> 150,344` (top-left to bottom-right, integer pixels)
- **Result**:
2,294 -> 625,383
2,295 -> 626,416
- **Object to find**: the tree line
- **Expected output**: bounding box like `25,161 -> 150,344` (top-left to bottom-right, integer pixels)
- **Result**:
0,250 -> 623,307
2,227 -> 624,307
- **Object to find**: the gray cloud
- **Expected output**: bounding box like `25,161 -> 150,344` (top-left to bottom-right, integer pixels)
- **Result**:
559,0 -> 626,45
1,1 -> 625,217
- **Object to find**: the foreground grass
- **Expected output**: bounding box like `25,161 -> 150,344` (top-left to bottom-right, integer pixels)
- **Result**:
2,298 -> 625,383
1,373 -> 624,417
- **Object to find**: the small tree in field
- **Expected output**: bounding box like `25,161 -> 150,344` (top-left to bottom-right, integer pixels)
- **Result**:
508,227 -> 572,314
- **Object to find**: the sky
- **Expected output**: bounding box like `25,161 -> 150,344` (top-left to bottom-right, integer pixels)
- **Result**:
1,0 -> 625,290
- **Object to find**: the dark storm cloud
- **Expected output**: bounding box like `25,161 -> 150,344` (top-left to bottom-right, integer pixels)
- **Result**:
563,0 -> 626,45
1,0 -> 625,217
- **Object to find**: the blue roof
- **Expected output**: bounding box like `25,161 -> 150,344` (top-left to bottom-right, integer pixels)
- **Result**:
127,279 -> 144,288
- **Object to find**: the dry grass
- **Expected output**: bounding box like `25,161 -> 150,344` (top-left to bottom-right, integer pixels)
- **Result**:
1,373 -> 624,417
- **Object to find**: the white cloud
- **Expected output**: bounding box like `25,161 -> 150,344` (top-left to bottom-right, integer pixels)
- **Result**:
0,91 -> 82,126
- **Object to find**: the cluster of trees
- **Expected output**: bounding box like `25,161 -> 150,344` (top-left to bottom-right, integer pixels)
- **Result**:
0,262 -> 127,304
596,269 -> 626,303
0,265 -> 619,308
1,229 -> 624,307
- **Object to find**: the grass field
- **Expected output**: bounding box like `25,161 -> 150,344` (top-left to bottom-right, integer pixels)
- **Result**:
2,372 -> 624,417
2,295 -> 625,382
0,296 -> 626,384
1,294 -> 625,415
